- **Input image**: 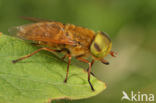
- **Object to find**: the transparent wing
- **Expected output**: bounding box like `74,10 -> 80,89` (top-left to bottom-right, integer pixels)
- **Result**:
21,16 -> 52,22
8,22 -> 76,45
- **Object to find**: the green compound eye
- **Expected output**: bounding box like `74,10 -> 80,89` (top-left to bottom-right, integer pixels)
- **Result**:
90,32 -> 112,59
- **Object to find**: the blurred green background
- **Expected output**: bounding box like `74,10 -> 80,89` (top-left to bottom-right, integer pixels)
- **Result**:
0,0 -> 156,103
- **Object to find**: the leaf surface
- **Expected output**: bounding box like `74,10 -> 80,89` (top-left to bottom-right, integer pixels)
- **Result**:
0,34 -> 106,103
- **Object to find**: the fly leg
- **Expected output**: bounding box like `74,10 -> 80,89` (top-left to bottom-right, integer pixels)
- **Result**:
100,59 -> 110,65
12,47 -> 57,63
76,57 -> 95,91
64,54 -> 72,83
87,60 -> 95,77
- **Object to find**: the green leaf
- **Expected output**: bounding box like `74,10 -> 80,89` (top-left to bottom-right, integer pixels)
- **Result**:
0,34 -> 106,103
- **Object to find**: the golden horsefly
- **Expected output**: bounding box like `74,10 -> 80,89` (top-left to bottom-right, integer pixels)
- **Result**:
8,17 -> 116,91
